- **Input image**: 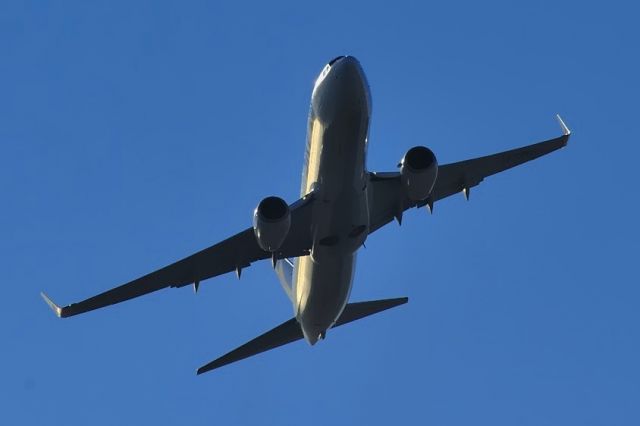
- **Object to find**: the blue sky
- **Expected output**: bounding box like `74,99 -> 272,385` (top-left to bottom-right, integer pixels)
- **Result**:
2,1 -> 639,425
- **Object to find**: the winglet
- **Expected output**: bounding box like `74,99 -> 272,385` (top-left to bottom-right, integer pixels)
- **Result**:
40,292 -> 63,318
556,114 -> 571,136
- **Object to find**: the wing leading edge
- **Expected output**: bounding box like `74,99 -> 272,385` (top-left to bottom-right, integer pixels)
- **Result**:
41,194 -> 316,318
368,115 -> 571,233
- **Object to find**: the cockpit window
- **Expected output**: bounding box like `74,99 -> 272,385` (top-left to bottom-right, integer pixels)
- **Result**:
328,56 -> 345,66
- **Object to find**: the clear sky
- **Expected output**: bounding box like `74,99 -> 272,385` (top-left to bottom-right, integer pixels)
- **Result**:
2,1 -> 639,425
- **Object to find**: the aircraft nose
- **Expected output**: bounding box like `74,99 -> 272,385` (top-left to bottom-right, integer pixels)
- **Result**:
328,55 -> 346,66
325,56 -> 367,95
312,55 -> 371,122
328,55 -> 362,75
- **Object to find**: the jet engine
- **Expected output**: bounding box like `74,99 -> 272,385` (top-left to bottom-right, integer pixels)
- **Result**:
253,196 -> 291,252
400,146 -> 438,201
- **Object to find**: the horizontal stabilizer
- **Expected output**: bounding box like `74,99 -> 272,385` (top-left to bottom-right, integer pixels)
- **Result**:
334,297 -> 408,326
197,317 -> 302,375
197,296 -> 408,375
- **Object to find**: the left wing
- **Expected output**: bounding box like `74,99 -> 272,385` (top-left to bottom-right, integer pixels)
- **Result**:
368,116 -> 571,233
41,194 -> 316,318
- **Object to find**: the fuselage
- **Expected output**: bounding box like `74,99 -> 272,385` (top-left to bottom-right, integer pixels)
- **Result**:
292,56 -> 372,344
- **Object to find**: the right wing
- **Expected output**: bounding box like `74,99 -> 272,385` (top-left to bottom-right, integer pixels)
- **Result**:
367,116 -> 571,233
428,118 -> 570,203
41,194 -> 315,318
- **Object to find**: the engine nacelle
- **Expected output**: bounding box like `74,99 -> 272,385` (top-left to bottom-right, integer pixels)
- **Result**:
253,196 -> 291,252
400,146 -> 438,201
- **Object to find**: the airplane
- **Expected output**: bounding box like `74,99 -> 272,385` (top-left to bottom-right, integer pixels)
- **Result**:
41,55 -> 571,374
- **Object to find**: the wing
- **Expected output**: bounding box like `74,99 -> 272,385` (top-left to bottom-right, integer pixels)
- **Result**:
41,194 -> 315,318
368,116 -> 571,233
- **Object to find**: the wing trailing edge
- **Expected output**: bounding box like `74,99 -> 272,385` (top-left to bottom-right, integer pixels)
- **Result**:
197,296 -> 408,375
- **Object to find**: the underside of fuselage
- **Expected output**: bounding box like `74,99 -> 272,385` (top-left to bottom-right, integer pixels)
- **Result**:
285,56 -> 372,344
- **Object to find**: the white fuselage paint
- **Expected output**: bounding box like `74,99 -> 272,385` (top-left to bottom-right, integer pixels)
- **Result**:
291,56 -> 372,344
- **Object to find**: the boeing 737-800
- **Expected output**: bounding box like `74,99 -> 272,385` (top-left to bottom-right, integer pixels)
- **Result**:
42,56 -> 571,374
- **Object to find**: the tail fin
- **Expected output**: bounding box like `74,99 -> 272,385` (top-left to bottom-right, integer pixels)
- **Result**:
196,296 -> 408,375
